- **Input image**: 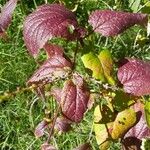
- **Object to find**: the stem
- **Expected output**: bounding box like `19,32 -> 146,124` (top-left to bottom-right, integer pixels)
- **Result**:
73,40 -> 79,69
0,85 -> 36,103
47,103 -> 61,143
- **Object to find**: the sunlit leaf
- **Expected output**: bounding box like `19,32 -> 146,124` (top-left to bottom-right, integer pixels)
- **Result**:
81,52 -> 105,81
81,50 -> 114,84
28,55 -> 72,85
144,100 -> 150,128
61,74 -> 90,122
98,49 -> 115,85
88,10 -> 148,36
125,102 -> 150,139
111,108 -> 136,139
0,0 -> 17,36
117,58 -> 150,96
122,102 -> 150,149
23,4 -> 81,57
129,0 -> 141,12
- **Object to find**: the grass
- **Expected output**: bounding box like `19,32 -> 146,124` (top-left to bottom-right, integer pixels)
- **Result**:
0,0 -> 150,150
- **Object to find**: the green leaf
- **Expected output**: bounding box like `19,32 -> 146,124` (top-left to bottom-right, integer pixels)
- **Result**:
112,91 -> 135,111
111,108 -> 136,139
81,49 -> 115,84
81,52 -> 105,81
144,100 -> 150,128
129,0 -> 141,12
141,1 -> 150,14
98,49 -> 115,85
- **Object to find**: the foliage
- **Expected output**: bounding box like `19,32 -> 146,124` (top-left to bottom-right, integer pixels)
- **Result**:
1,0 -> 150,149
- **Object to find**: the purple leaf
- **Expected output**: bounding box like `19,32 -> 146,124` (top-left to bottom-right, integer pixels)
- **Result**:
122,137 -> 141,150
27,55 -> 72,85
61,74 -> 90,123
54,117 -> 72,132
0,0 -> 17,35
117,58 -> 150,96
73,143 -> 92,150
88,10 -> 148,37
23,4 -> 79,57
34,120 -> 48,138
41,143 -> 57,150
44,43 -> 63,58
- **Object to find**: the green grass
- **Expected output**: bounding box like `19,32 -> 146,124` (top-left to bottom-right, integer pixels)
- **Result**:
0,0 -> 150,149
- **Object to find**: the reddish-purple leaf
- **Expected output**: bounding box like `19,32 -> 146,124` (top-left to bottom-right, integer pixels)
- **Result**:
0,0 -> 17,35
28,55 -> 72,85
23,4 -> 79,57
34,120 -> 48,138
124,102 -> 150,139
73,143 -> 92,150
44,43 -> 63,58
88,10 -> 148,37
41,143 -> 57,150
122,137 -> 141,150
54,117 -> 72,132
61,74 -> 90,123
117,58 -> 150,96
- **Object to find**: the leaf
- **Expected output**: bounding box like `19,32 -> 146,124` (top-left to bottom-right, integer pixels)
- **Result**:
44,43 -> 63,58
129,0 -> 141,12
93,105 -> 113,150
111,108 -> 137,139
34,120 -> 48,138
112,91 -> 135,111
98,49 -> 115,85
144,100 -> 150,128
125,102 -> 150,140
122,102 -> 150,150
0,0 -> 17,36
117,58 -> 150,96
88,10 -> 148,37
61,74 -> 90,122
81,52 -> 105,81
122,137 -> 142,150
27,55 -> 72,85
73,143 -> 92,150
41,143 -> 57,150
94,104 -> 115,124
54,117 -> 72,132
81,50 -> 115,84
23,4 -> 80,57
